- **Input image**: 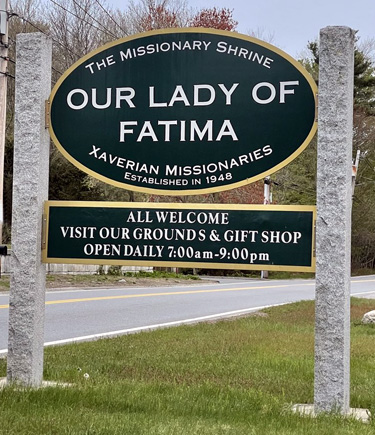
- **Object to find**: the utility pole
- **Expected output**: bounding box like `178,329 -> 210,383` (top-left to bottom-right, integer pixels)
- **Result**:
0,0 -> 8,275
261,176 -> 271,279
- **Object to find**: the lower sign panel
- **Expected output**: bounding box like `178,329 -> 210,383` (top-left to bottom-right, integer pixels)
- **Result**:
43,201 -> 316,272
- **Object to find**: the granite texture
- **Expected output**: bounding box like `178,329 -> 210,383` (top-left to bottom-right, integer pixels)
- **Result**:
314,26 -> 355,413
7,33 -> 52,386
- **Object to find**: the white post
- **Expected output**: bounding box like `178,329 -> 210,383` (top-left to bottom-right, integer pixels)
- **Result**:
314,26 -> 355,413
352,149 -> 360,197
261,176 -> 271,279
7,33 -> 52,386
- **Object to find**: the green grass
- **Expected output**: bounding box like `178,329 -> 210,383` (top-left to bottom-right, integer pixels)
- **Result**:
352,268 -> 375,277
0,275 -> 9,291
122,270 -> 200,280
266,271 -> 316,279
1,299 -> 375,433
199,270 -> 316,280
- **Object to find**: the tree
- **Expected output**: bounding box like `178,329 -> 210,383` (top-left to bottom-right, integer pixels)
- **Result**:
351,109 -> 375,269
274,40 -> 375,271
246,27 -> 275,45
45,0 -> 137,203
149,182 -> 264,206
126,0 -> 189,33
189,7 -> 237,31
303,41 -> 375,113
3,0 -> 266,244
47,0 -> 118,72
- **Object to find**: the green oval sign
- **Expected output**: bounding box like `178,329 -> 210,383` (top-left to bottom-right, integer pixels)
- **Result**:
49,28 -> 317,195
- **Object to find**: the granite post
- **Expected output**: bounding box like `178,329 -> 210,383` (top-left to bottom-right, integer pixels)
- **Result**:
7,33 -> 52,386
314,26 -> 355,413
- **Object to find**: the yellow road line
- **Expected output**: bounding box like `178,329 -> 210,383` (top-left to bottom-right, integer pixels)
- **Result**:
0,277 -> 372,310
0,282 -> 311,309
45,284 -> 298,305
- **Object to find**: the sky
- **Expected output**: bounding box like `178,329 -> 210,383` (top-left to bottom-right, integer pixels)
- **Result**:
110,0 -> 374,58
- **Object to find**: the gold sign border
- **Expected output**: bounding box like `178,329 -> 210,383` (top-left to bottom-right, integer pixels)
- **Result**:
48,28 -> 318,196
43,201 -> 316,273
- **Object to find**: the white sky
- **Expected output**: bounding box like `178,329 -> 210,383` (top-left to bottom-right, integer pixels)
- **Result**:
110,0 -> 374,57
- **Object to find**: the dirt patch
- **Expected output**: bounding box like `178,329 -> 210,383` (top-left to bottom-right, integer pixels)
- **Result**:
45,274 -> 217,290
0,274 -> 217,292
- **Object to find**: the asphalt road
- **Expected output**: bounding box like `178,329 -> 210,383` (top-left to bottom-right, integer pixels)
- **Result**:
1,276 -> 375,353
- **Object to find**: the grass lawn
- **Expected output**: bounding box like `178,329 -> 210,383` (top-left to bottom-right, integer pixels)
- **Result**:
0,299 -> 375,434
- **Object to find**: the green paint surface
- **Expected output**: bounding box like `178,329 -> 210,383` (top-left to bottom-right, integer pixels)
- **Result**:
46,204 -> 314,270
50,30 -> 316,193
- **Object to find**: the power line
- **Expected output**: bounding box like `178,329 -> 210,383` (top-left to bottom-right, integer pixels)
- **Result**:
93,0 -> 126,35
1,51 -> 63,77
0,71 -> 14,79
52,65 -> 63,76
49,0 -> 115,39
0,55 -> 14,64
70,0 -> 117,39
10,13 -> 46,34
9,13 -> 79,72
275,180 -> 317,194
13,13 -> 81,59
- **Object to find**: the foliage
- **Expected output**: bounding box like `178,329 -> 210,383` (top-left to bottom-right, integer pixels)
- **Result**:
123,269 -> 200,279
5,1 -> 375,272
150,182 -> 264,205
304,41 -> 375,114
1,0 -> 248,241
273,137 -> 317,206
49,150 -> 96,201
189,7 -> 237,31
275,40 -> 375,270
354,50 -> 375,114
351,108 -> 375,268
127,0 -> 185,33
